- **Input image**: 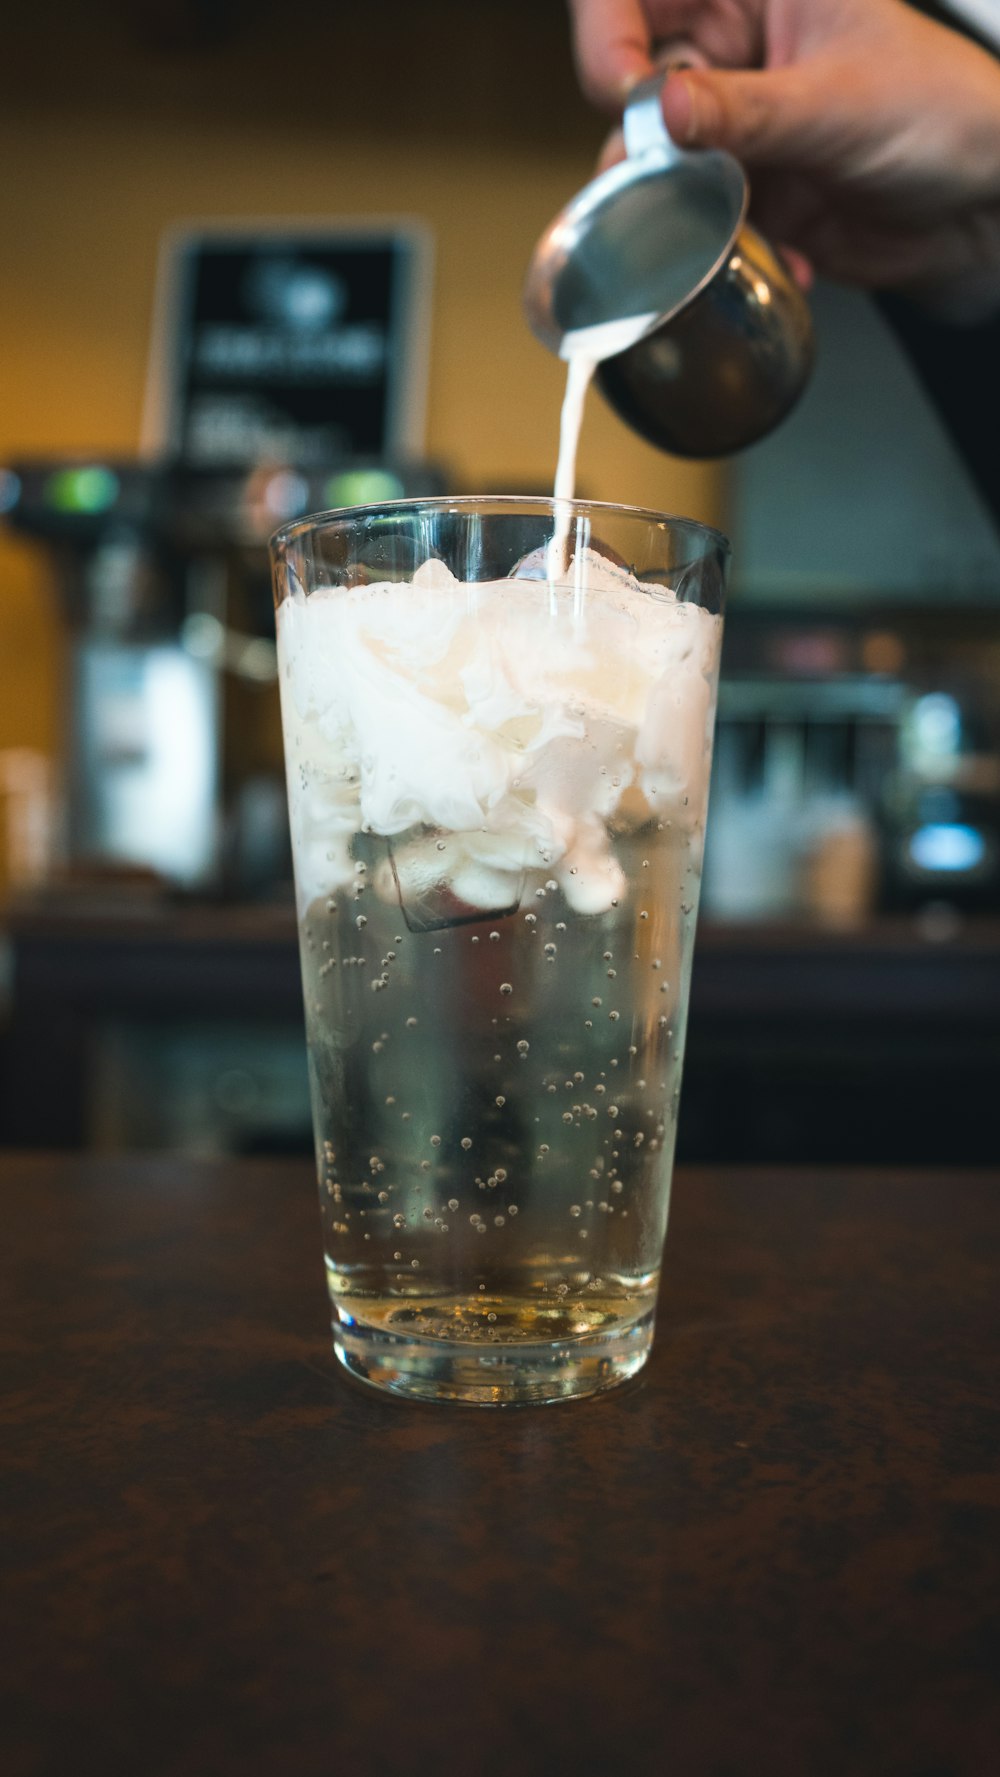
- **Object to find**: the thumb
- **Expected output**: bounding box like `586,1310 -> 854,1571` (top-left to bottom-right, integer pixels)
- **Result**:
662,66 -> 825,168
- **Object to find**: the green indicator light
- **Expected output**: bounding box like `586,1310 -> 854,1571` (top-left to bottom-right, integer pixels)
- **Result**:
45,466 -> 120,514
324,468 -> 404,509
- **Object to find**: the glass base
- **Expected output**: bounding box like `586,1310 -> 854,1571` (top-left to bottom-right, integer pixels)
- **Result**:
332,1309 -> 655,1405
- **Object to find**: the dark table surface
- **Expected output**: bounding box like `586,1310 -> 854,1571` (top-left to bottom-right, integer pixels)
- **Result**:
3,1154 -> 999,1777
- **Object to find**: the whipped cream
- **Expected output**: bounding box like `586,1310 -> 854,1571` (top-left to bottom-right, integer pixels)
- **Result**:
277,549 -> 721,918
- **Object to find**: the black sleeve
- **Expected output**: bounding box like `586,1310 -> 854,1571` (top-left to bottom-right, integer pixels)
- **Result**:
874,294 -> 1000,529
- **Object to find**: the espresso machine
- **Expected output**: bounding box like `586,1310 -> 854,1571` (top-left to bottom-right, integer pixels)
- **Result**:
2,455 -> 443,897
0,224 -> 443,898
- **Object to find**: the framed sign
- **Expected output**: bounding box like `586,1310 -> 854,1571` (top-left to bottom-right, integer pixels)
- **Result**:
142,221 -> 433,467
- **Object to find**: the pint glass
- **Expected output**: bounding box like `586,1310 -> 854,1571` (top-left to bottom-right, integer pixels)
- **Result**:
271,498 -> 728,1404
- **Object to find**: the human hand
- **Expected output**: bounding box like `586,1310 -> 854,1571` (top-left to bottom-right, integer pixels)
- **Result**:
567,0 -> 1000,317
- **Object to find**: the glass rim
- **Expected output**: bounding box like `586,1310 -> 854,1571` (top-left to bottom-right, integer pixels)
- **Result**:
269,492 -> 731,560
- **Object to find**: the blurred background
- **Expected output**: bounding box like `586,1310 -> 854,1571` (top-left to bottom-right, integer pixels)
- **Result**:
1,0 -> 998,1166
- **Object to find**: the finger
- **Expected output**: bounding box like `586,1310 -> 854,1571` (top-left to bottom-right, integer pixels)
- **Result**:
568,0 -> 656,110
748,168 -> 829,260
661,65 -> 830,167
778,245 -> 815,292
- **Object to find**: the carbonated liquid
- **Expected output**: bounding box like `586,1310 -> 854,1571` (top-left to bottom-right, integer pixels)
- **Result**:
277,545 -> 721,1397
301,821 -> 700,1348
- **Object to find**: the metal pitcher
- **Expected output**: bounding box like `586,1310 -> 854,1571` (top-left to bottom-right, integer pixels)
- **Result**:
524,74 -> 815,458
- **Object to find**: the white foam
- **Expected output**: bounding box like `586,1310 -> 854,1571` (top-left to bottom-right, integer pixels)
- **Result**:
277,549 -> 721,916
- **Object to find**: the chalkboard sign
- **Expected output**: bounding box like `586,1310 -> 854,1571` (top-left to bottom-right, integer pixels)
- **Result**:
143,223 -> 432,468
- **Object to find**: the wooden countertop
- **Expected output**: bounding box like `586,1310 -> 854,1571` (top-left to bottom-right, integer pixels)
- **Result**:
3,1155 -> 999,1777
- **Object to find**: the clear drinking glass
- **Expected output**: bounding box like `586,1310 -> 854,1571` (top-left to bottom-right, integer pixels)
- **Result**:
271,497 -> 728,1404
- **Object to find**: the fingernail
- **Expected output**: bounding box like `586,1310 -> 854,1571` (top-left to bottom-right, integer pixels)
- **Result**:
616,68 -> 643,98
661,72 -> 696,144
615,58 -> 655,104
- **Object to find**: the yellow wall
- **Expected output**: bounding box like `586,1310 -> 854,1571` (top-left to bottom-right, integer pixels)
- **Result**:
0,7 -> 721,886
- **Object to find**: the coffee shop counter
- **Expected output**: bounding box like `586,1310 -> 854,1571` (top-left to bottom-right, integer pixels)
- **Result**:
2,1152 -> 997,1776
2,897 -> 999,1162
